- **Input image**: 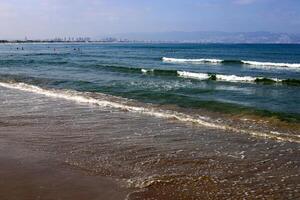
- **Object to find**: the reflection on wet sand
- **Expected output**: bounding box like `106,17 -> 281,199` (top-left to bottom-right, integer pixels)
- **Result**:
0,86 -> 299,199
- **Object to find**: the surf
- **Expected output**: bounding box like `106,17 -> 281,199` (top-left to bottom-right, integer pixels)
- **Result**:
162,57 -> 223,64
162,57 -> 300,68
105,65 -> 300,85
178,71 -> 276,83
0,81 -> 299,143
45,61 -> 300,85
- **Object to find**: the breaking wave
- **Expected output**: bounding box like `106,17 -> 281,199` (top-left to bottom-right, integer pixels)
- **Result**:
162,57 -> 223,64
0,81 -> 299,143
242,60 -> 300,68
177,71 -> 300,85
162,57 -> 300,68
90,64 -> 300,85
178,71 -> 274,83
139,68 -> 300,85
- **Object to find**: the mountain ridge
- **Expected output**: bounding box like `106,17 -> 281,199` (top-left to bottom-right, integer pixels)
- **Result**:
104,31 -> 300,43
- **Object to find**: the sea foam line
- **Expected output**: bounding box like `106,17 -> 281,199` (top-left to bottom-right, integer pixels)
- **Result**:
162,57 -> 300,68
0,81 -> 298,143
242,60 -> 300,68
142,69 -> 266,83
177,71 -> 281,83
142,69 -> 299,85
162,57 -> 223,64
177,71 -> 210,80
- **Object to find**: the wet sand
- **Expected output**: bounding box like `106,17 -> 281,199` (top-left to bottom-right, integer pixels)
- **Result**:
0,86 -> 299,199
0,141 -> 129,200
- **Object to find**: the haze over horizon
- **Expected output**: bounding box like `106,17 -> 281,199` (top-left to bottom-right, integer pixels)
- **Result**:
0,0 -> 300,40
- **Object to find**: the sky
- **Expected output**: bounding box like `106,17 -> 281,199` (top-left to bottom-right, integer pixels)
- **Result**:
0,0 -> 300,39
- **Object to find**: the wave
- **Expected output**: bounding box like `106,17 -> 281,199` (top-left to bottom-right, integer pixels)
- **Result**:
162,57 -> 223,64
178,71 -> 300,85
0,81 -> 298,143
93,64 -> 300,86
141,68 -> 178,76
94,64 -> 178,77
242,60 -> 300,68
141,68 -> 261,83
162,57 -> 300,68
176,71 -> 300,86
178,71 -> 275,83
98,65 -> 142,74
177,71 -> 210,80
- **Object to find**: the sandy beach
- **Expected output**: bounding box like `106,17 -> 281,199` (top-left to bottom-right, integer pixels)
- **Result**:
0,141 -> 129,200
1,0 -> 300,198
0,83 -> 299,199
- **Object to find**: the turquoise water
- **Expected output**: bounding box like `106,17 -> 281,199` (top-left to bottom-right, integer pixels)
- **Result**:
1,43 -> 300,120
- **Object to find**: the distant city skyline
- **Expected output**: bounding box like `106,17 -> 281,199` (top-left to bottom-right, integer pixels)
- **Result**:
0,0 -> 300,40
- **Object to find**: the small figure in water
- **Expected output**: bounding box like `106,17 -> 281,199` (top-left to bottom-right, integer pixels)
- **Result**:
21,47 -> 24,50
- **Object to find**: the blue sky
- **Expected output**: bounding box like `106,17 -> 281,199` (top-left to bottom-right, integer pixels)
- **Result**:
0,0 -> 300,39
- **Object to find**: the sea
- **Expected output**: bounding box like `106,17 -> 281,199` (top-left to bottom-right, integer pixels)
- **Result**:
0,43 -> 299,199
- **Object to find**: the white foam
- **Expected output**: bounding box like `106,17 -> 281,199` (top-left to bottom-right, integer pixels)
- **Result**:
141,69 -> 153,74
216,74 -> 257,82
217,75 -> 281,83
141,69 -> 148,73
0,81 -> 298,143
162,57 -> 300,69
242,60 -> 300,68
177,71 -> 281,83
177,71 -> 210,80
162,57 -> 223,64
0,82 -> 222,129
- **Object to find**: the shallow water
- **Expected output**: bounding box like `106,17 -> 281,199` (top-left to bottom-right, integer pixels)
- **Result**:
0,86 -> 299,199
1,43 -> 300,119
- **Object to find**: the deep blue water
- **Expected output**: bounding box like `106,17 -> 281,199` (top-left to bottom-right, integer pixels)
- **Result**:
1,43 -> 300,120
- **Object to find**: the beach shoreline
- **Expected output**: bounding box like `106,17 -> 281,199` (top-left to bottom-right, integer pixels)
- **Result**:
0,85 -> 299,199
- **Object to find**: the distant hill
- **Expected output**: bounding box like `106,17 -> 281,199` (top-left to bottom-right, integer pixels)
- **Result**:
106,31 -> 300,43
